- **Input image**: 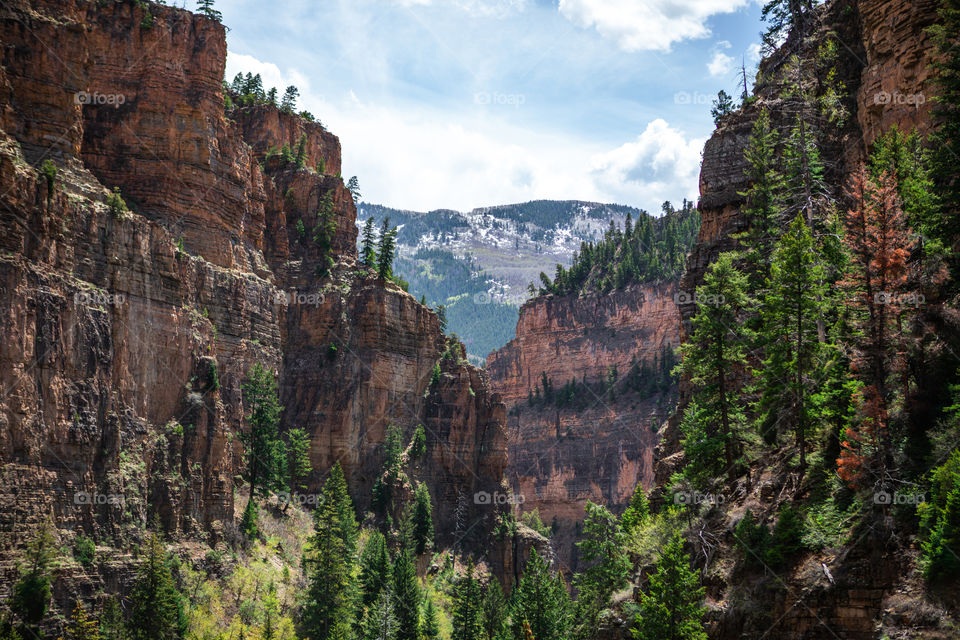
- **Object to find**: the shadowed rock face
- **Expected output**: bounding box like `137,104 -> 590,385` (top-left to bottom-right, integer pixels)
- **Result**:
488,282 -> 681,569
0,0 -> 506,599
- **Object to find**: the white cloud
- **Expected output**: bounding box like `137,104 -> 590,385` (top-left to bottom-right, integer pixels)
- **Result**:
388,0 -> 527,17
226,53 -> 703,213
708,51 -> 734,77
558,0 -> 751,52
589,119 -> 704,210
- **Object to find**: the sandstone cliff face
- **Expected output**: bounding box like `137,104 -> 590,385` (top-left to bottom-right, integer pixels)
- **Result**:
0,0 -> 506,613
488,283 -> 681,569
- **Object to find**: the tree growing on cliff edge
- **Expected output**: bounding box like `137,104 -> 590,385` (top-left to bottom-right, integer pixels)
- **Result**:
377,217 -> 398,280
197,0 -> 223,23
761,0 -> 816,54
314,192 -> 337,276
633,532 -> 707,640
360,217 -> 378,268
710,90 -> 734,125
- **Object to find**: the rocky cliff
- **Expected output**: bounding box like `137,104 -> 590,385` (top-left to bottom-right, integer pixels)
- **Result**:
488,282 -> 681,570
0,0 -> 506,616
654,0 -> 951,638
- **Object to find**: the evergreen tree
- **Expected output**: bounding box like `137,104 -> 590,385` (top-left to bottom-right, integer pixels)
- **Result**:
303,464 -> 359,640
363,589 -> 398,640
196,0 -> 222,22
734,108 -> 785,288
920,450 -> 960,581
452,562 -> 483,640
11,519 -> 57,629
284,427 -> 312,495
573,502 -> 630,639
294,133 -> 308,169
633,532 -> 707,640
760,0 -> 814,54
360,531 -> 392,609
678,253 -> 754,484
620,483 -> 650,535
510,549 -> 571,640
99,597 -> 127,640
67,601 -> 101,640
422,600 -> 441,640
240,363 -> 285,533
410,484 -> 434,556
313,192 -> 337,276
711,90 -> 735,125
128,533 -> 187,640
481,580 -> 507,640
377,218 -> 398,280
280,86 -> 299,113
360,217 -> 378,267
756,215 -> 828,473
347,176 -> 362,203
392,552 -> 420,640
929,0 -> 960,237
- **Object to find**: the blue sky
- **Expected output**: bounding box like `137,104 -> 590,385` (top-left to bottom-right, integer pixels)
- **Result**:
216,0 -> 766,213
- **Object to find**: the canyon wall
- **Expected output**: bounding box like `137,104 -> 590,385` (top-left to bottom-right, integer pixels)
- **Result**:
0,0 -> 506,614
488,282 -> 681,570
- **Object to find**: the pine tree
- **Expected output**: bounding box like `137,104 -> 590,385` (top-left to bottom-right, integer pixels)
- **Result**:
361,217 -> 378,267
284,427 -> 312,495
929,0 -> 960,237
347,176 -> 362,203
294,133 -> 308,169
11,519 -> 57,629
452,562 -> 483,640
360,530 -> 392,609
240,363 -> 285,533
481,580 -> 507,640
573,502 -> 630,639
99,597 -> 127,640
280,86 -> 299,113
392,552 -> 420,640
196,0 -> 222,23
734,109 -> 784,288
760,0 -> 814,54
422,600 -> 441,640
377,218 -> 397,280
620,483 -> 650,535
633,532 -> 707,640
128,533 -> 187,640
313,192 -> 337,276
363,589 -> 398,640
756,215 -> 828,473
410,484 -> 434,556
678,253 -> 754,484
66,601 -> 101,640
303,464 -> 359,640
510,549 -> 571,640
711,90 -> 735,125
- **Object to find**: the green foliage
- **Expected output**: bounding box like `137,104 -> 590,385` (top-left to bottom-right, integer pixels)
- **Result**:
519,509 -> 551,538
377,217 -> 399,280
240,363 -> 285,503
677,253 -> 754,485
452,562 -> 483,640
510,549 -> 571,640
11,520 -> 56,628
920,449 -> 960,581
303,463 -> 359,640
197,0 -> 223,22
620,484 -> 650,535
711,90 -> 734,125
362,589 -> 398,640
346,176 -> 361,203
284,428 -> 312,494
573,502 -> 631,639
392,552 -> 421,640
410,484 -> 434,556
313,193 -> 337,277
281,86 -> 299,114
929,0 -> 960,231
734,506 -> 806,570
359,531 -> 391,609
73,535 -> 96,567
409,425 -> 426,459
99,597 -> 127,640
633,532 -> 707,640
129,532 -> 188,640
536,201 -> 700,297
294,133 -> 307,169
40,159 -> 57,202
107,187 -> 128,219
422,599 -> 441,640
67,600 -> 101,640
360,217 -> 377,267
481,580 -> 507,640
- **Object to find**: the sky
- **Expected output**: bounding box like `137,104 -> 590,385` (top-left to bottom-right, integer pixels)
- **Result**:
214,0 -> 766,213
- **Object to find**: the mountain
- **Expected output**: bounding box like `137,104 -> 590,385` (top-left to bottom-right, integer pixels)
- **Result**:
357,200 -> 692,361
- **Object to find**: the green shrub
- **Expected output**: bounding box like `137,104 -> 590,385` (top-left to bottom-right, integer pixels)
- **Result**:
410,424 -> 426,459
920,450 -> 960,582
40,159 -> 57,201
73,535 -> 96,567
106,187 -> 127,218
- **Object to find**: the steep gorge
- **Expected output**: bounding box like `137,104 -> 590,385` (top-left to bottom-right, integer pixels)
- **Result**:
0,0 -> 506,616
